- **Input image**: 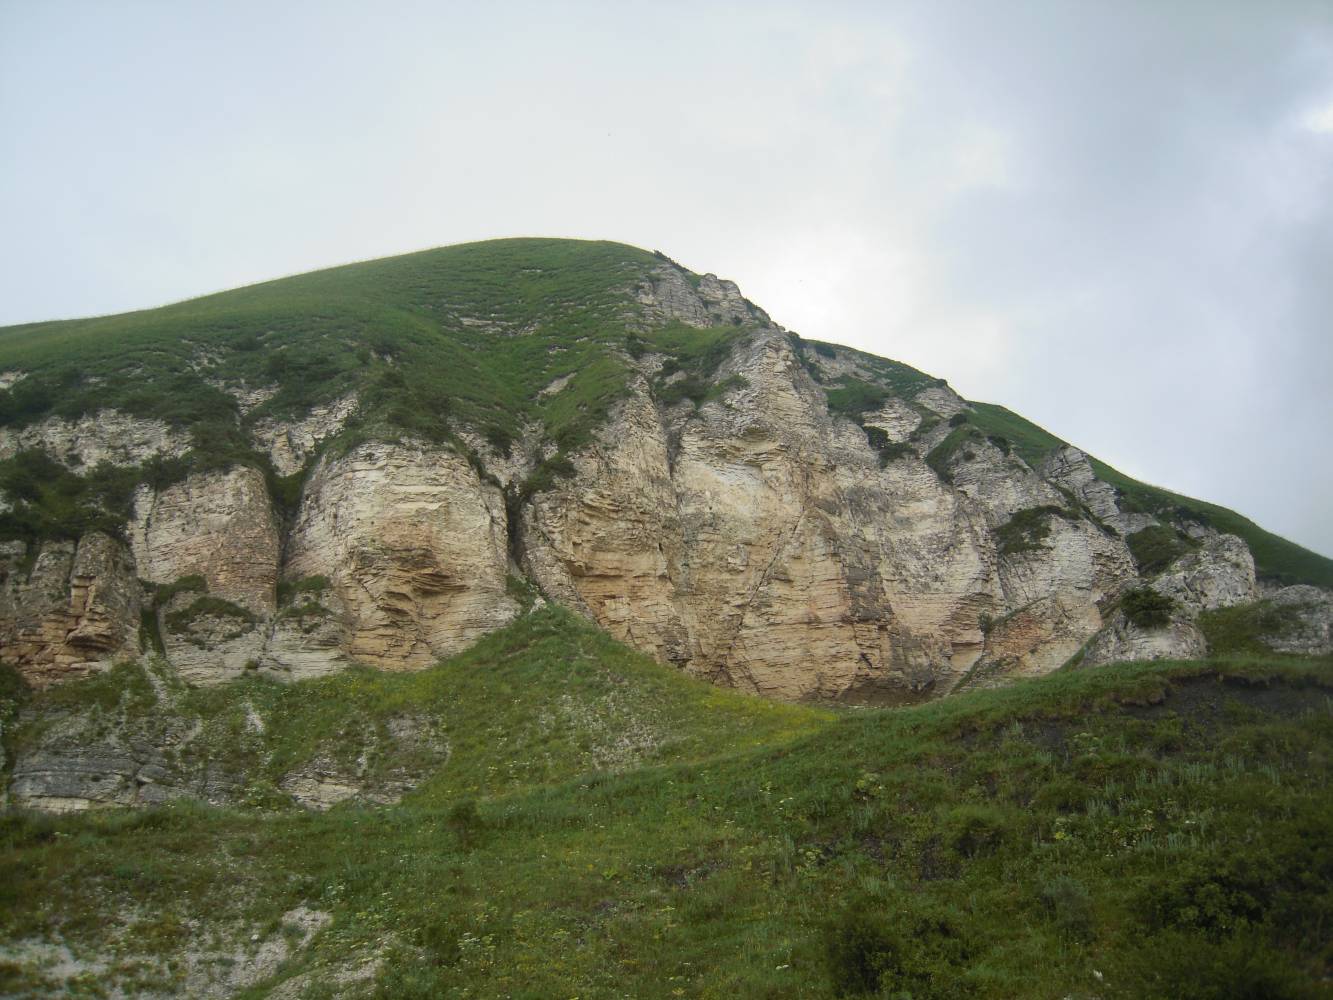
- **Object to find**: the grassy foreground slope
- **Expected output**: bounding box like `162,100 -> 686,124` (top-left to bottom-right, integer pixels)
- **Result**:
2,607 -> 1330,999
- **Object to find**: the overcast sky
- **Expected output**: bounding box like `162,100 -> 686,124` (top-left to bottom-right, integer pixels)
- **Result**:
2,1 -> 1330,556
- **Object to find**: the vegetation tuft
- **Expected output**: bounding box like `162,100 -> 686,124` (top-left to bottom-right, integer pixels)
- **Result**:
1126,523 -> 1197,576
995,505 -> 1077,555
1121,587 -> 1178,629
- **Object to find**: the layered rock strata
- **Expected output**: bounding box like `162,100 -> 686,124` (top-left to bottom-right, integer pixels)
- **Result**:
0,270 -> 1328,703
521,330 -> 1151,700
0,533 -> 141,686
285,441 -> 518,670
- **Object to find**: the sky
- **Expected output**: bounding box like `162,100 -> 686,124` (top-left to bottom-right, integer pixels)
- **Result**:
2,0 -> 1331,557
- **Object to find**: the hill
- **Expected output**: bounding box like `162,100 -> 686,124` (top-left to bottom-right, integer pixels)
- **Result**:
0,238 -> 1327,589
0,236 -> 1330,702
0,238 -> 1330,997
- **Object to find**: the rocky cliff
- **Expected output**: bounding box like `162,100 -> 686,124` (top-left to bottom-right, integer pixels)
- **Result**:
0,239 -> 1328,708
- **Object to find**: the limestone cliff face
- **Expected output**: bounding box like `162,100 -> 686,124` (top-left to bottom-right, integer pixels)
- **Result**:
0,533 -> 141,687
130,467 -> 279,684
252,394 -> 359,476
0,411 -> 189,468
285,441 -> 518,670
132,466 -> 280,613
0,266 -> 1328,704
521,329 -> 1148,701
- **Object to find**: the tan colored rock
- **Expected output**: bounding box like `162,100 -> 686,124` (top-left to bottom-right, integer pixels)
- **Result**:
158,587 -> 266,685
634,265 -> 760,329
130,466 -> 279,615
285,441 -> 518,669
1080,611 -> 1208,668
979,516 -> 1137,680
913,384 -> 968,419
863,397 -> 922,443
1150,534 -> 1256,613
0,533 -> 142,687
0,410 -> 189,468
252,394 -> 359,476
1077,534 -> 1259,670
947,437 -> 1067,522
129,467 -> 279,683
522,326 -> 1166,701
261,585 -> 350,680
523,331 -> 1127,701
1040,446 -> 1121,523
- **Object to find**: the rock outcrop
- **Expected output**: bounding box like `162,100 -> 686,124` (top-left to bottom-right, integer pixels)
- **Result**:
285,441 -> 518,670
5,664 -> 447,812
130,467 -> 280,683
0,533 -> 142,687
635,264 -> 764,328
252,393 -> 359,476
1262,585 -> 1333,656
522,330 -> 1141,701
1080,534 -> 1259,668
1151,534 -> 1258,612
0,411 -> 190,468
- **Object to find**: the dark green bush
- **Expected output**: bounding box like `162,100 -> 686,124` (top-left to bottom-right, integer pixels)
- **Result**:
1040,875 -> 1094,941
0,450 -> 141,544
276,575 -> 331,607
483,424 -> 513,457
857,426 -> 911,466
822,900 -> 900,995
822,896 -> 970,997
995,506 -> 1073,556
1126,524 -> 1194,575
446,798 -> 484,849
1115,930 -> 1319,1000
164,596 -> 256,637
824,378 -> 889,420
1122,587 -> 1176,629
941,803 -> 1008,857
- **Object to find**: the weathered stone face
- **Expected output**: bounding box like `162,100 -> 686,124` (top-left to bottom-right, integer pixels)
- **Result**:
522,331 -> 1142,701
0,532 -> 142,687
131,466 -> 280,616
1080,611 -> 1209,668
285,441 -> 519,669
1262,585 -> 1333,655
251,393 -> 358,476
1150,534 -> 1257,613
0,410 -> 190,469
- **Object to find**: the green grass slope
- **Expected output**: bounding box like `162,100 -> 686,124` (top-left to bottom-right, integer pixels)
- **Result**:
2,608 -> 1330,998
